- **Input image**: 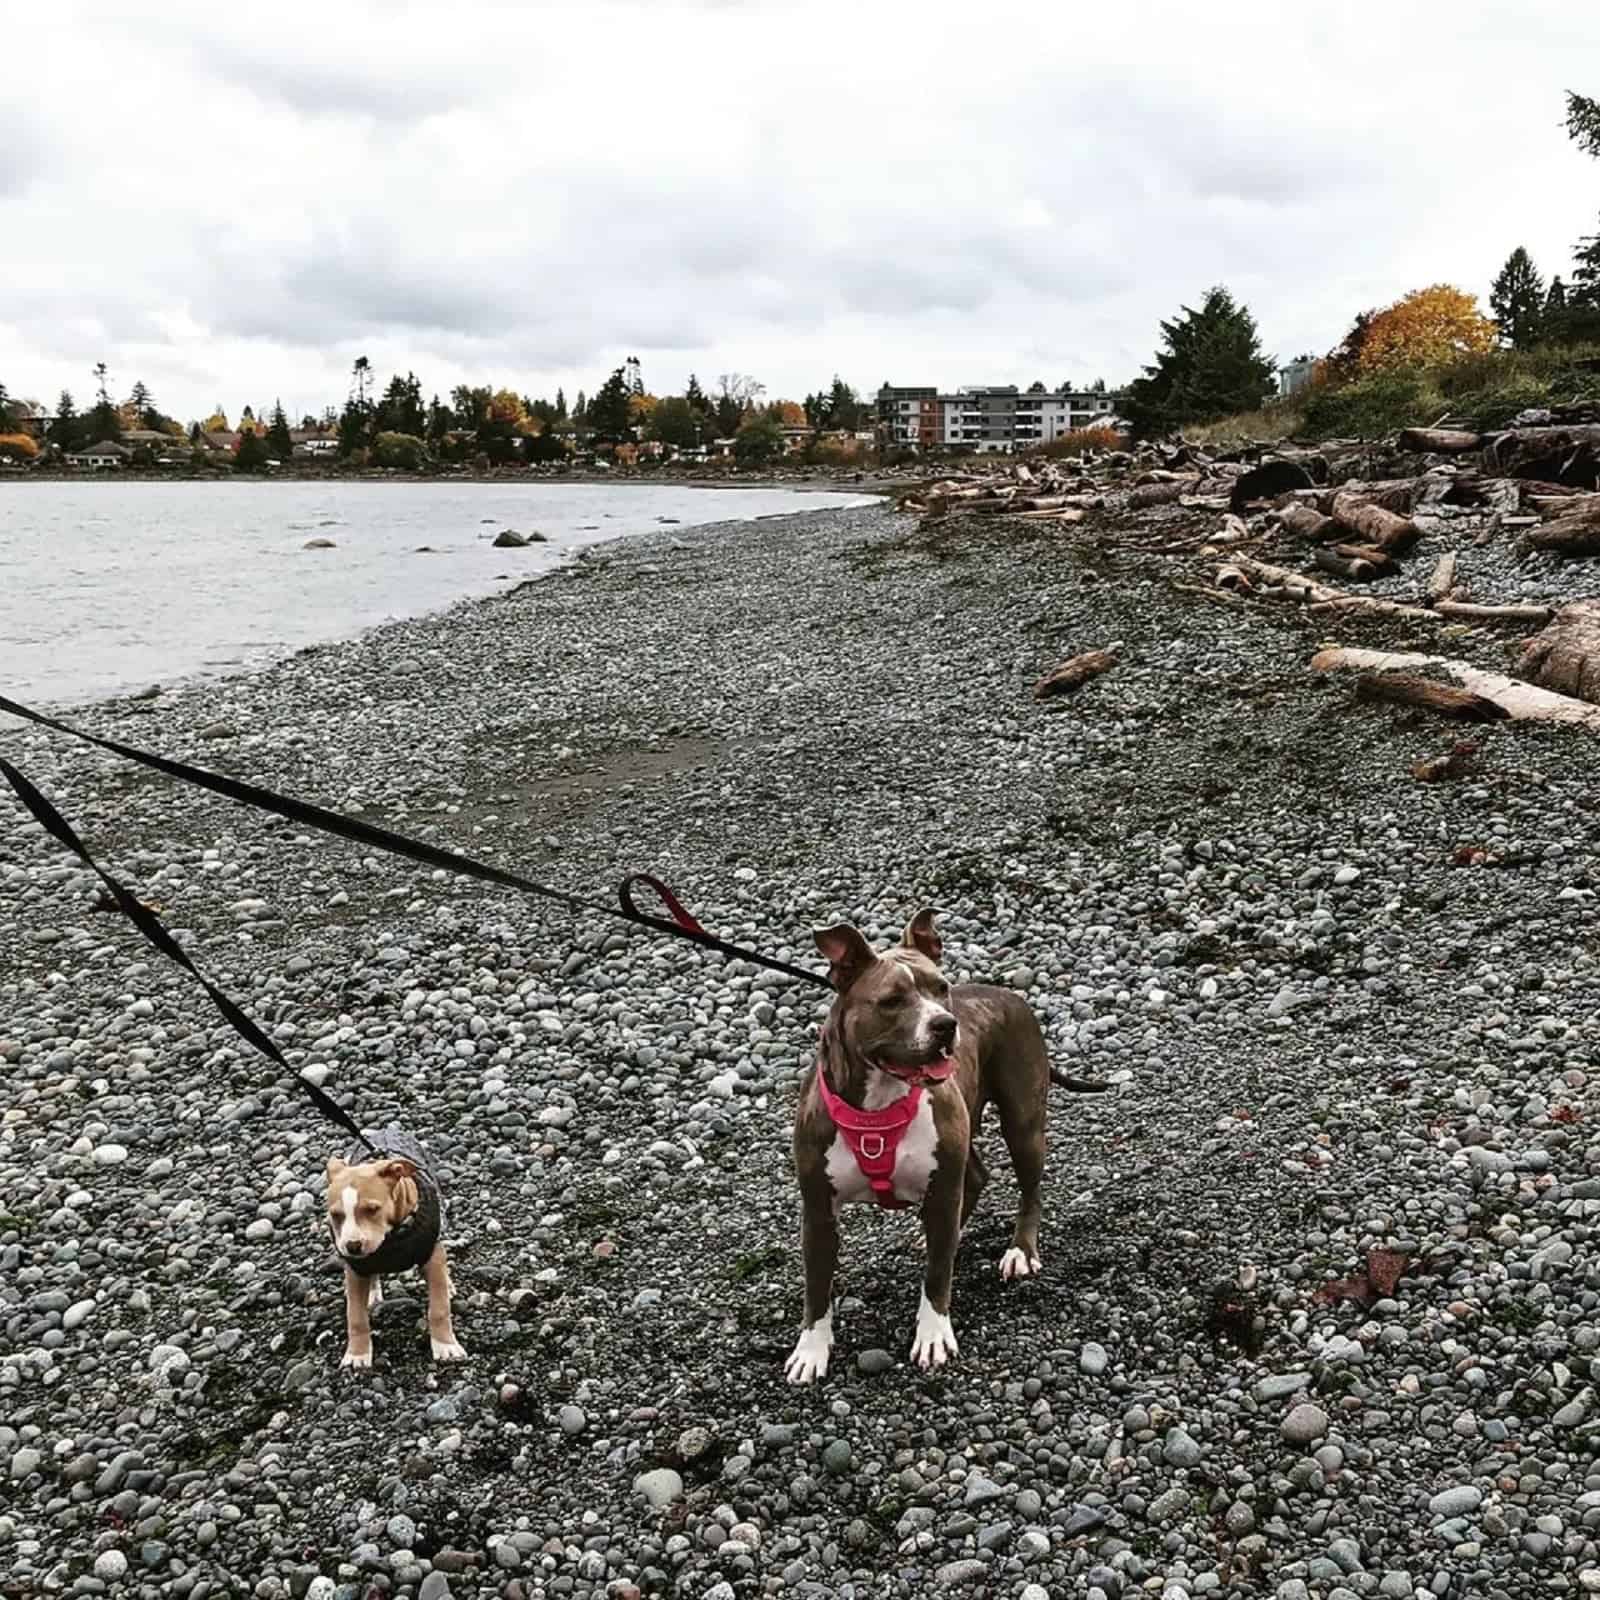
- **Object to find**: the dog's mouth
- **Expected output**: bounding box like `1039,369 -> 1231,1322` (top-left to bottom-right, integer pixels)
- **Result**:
874,1053 -> 958,1085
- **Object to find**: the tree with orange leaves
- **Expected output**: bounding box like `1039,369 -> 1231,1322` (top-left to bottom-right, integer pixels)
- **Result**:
767,399 -> 806,427
1356,285 -> 1497,372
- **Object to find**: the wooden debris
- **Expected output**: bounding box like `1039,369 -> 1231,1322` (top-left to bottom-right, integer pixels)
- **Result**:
1519,495 -> 1600,556
1398,427 -> 1483,453
1517,599 -> 1600,704
1128,481 -> 1191,509
1330,492 -> 1421,553
1331,542 -> 1396,573
1484,424 -> 1600,489
1353,673 -> 1509,723
1314,548 -> 1379,583
1310,646 -> 1600,728
1426,553 -> 1458,605
1034,648 -> 1118,700
1434,600 -> 1553,625
1412,741 -> 1480,782
1276,503 -> 1335,542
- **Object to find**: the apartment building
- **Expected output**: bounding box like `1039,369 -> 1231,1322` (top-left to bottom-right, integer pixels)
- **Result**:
878,383 -> 1119,452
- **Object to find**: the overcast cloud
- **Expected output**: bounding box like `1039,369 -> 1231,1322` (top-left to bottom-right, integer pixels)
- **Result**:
2,1 -> 1596,421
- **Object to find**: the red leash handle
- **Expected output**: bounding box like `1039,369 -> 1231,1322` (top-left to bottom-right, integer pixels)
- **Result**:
617,871 -> 709,936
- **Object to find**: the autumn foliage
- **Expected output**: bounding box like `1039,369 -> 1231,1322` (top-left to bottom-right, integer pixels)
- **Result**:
0,432 -> 40,460
1354,285 -> 1497,372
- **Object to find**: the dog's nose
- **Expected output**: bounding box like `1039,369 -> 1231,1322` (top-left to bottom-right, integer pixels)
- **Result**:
930,1013 -> 957,1049
344,1239 -> 366,1256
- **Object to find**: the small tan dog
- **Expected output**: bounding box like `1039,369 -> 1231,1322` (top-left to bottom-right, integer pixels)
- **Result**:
324,1128 -> 466,1368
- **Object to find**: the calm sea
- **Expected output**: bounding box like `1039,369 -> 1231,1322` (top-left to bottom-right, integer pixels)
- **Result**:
0,480 -> 873,706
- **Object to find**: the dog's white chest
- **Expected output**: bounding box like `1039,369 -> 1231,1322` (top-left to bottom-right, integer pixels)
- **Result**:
825,1093 -> 940,1207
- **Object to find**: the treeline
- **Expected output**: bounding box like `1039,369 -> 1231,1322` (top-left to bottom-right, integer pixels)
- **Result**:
0,356 -> 877,471
1121,90 -> 1600,441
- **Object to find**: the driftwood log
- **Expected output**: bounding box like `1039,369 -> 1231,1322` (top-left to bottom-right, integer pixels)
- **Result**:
1330,492 -> 1421,553
1435,600 -> 1554,625
1319,479 -> 1420,516
1519,495 -> 1600,557
1314,548 -> 1379,582
1276,503 -> 1335,542
1128,481 -> 1193,509
1412,741 -> 1480,782
1398,427 -> 1483,453
1426,553 -> 1458,605
1034,649 -> 1118,700
1310,646 -> 1600,727
1353,673 -> 1509,722
1517,599 -> 1600,704
1484,425 -> 1600,489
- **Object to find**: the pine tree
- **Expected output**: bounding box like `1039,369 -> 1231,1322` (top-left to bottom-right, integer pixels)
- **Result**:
1568,91 -> 1600,160
1122,287 -> 1276,438
47,391 -> 81,452
1489,248 -> 1546,349
555,387 -> 567,420
1572,216 -> 1600,307
267,400 -> 293,460
586,368 -> 635,443
685,373 -> 712,419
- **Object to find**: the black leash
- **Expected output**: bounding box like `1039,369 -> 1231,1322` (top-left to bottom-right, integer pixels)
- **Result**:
0,755 -> 378,1155
0,692 -> 832,990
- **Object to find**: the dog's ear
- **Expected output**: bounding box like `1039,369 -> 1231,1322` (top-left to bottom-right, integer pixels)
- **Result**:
379,1159 -> 419,1219
325,1157 -> 347,1184
902,907 -> 942,965
814,923 -> 875,991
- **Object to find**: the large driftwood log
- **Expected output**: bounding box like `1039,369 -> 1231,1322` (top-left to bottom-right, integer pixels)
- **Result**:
1519,495 -> 1600,556
1484,425 -> 1600,489
1517,599 -> 1600,704
1332,542 -> 1396,572
1330,492 -> 1421,553
1128,481 -> 1192,509
1034,648 -> 1118,700
1276,503 -> 1336,541
1318,479 -> 1420,515
1398,427 -> 1483,453
1310,646 -> 1600,727
1353,673 -> 1509,722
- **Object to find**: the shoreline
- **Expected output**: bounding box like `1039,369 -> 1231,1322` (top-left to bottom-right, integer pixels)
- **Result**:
3,498 -> 1596,1592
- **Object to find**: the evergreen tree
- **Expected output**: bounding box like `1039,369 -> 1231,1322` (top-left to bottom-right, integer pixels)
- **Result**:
337,397 -> 372,457
1572,216 -> 1600,307
0,381 -> 11,429
586,368 -> 635,443
572,390 -> 587,423
555,387 -> 567,420
1488,248 -> 1546,349
427,394 -> 453,446
267,400 -> 293,460
47,391 -> 81,452
1568,90 -> 1600,159
235,430 -> 271,472
375,371 -> 426,436
127,379 -> 157,427
685,373 -> 713,419
1122,286 -> 1276,438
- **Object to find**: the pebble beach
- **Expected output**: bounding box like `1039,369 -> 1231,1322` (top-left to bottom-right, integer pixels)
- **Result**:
3,497 -> 1600,1599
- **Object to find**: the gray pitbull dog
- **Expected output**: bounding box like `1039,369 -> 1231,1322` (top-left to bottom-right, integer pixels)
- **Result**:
786,909 -> 1105,1383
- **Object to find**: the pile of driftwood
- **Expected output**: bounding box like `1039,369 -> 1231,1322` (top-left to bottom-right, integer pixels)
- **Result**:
903,415 -> 1600,726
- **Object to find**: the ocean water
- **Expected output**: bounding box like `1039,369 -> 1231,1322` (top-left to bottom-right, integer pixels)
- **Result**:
0,479 -> 873,706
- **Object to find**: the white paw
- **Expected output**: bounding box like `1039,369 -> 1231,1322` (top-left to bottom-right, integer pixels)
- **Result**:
999,1247 -> 1042,1280
430,1338 -> 468,1362
341,1346 -> 372,1369
909,1292 -> 959,1370
784,1314 -> 834,1385
369,1277 -> 383,1305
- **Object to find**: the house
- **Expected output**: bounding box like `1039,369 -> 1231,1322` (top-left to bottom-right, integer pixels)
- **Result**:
290,427 -> 339,456
201,430 -> 242,455
1278,356 -> 1318,397
878,383 -> 1121,452
67,441 -> 133,469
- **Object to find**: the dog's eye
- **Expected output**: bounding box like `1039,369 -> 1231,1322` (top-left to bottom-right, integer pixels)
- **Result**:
329,1209 -> 344,1222
876,993 -> 907,1010
358,1203 -> 381,1219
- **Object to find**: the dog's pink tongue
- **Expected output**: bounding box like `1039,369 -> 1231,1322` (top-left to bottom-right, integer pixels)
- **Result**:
924,1055 -> 957,1081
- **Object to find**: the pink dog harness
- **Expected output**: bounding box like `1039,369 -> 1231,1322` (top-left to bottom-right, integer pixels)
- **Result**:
814,1056 -> 954,1209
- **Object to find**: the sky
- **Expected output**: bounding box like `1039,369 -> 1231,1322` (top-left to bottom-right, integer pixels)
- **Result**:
2,1 -> 1596,424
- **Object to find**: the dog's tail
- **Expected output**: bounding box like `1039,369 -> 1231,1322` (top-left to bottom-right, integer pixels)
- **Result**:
1050,1064 -> 1111,1092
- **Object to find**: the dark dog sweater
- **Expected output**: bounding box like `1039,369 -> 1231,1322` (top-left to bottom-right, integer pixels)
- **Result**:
333,1126 -> 444,1278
